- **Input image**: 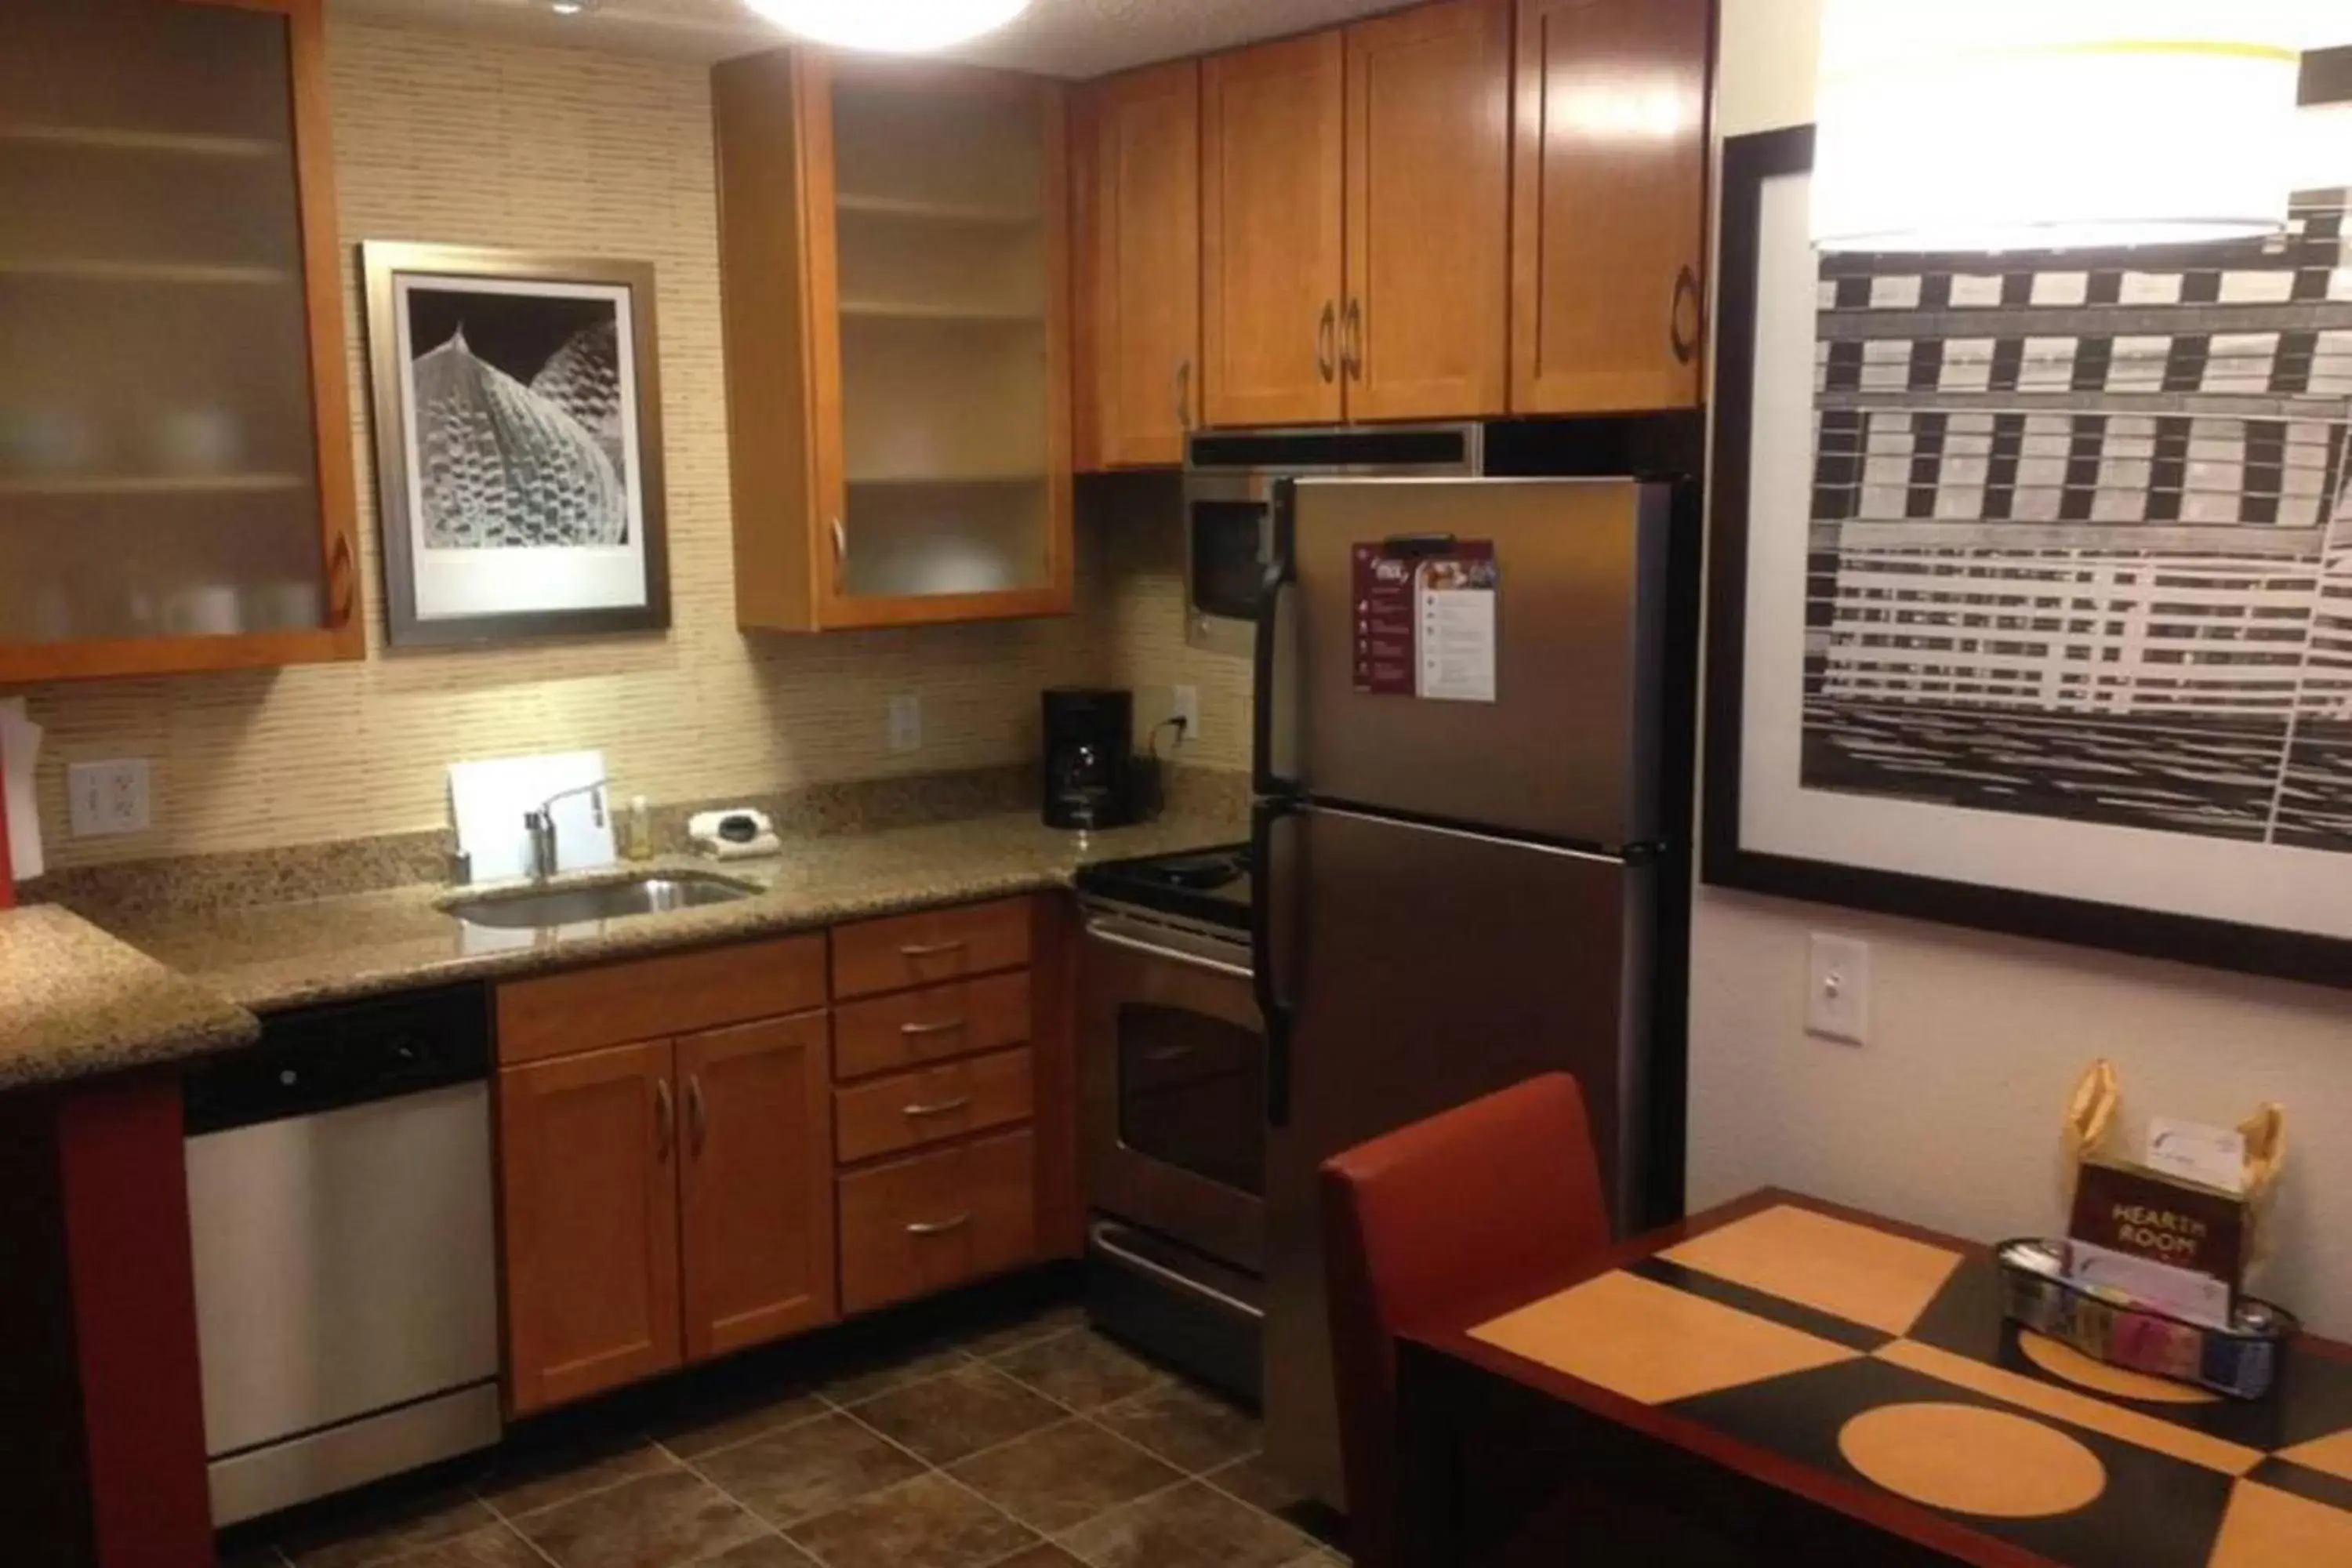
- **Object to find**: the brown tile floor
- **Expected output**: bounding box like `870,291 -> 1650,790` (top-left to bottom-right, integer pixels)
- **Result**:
227,1306 -> 1345,1568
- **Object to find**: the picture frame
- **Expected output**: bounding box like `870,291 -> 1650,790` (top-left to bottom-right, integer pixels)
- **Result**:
1703,125 -> 2352,988
361,241 -> 670,648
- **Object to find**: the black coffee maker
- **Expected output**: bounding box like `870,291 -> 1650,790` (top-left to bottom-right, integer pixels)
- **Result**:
1042,688 -> 1137,829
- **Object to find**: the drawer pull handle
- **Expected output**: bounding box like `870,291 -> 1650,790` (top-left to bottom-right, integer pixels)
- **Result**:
900,1018 -> 968,1037
898,939 -> 968,959
902,1096 -> 974,1119
1142,1044 -> 1196,1065
906,1213 -> 973,1237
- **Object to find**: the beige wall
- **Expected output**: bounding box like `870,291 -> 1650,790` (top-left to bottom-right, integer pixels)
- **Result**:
9,20 -> 1122,871
1694,0 -> 2352,1333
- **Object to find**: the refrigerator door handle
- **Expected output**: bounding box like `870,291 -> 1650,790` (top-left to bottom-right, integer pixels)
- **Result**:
1251,796 -> 1301,1127
1252,485 -> 1299,799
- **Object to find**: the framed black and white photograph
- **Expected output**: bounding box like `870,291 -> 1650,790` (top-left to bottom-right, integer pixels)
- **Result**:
361,242 -> 669,647
1704,125 -> 2352,985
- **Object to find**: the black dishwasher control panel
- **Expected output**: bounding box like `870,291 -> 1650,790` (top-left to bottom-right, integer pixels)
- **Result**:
183,985 -> 492,1136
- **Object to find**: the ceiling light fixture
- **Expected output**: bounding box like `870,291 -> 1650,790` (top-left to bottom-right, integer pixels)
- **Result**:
1813,1 -> 2313,252
742,0 -> 1034,55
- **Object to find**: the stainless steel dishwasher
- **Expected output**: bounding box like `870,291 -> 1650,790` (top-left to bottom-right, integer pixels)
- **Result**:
183,985 -> 501,1526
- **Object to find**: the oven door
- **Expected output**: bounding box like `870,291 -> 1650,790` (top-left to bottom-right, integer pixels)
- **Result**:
1081,911 -> 1267,1274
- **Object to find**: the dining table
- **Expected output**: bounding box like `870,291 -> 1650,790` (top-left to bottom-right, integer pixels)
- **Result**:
1394,1189 -> 2352,1566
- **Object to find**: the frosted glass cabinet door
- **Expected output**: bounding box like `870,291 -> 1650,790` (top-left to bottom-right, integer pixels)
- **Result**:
0,0 -> 361,681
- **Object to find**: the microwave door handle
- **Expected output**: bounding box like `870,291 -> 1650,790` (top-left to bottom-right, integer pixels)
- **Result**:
1251,481 -> 1298,799
1251,796 -> 1301,1128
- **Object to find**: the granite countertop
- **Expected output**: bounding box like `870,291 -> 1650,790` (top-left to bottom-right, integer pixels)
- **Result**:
0,905 -> 259,1090
110,809 -> 1244,1016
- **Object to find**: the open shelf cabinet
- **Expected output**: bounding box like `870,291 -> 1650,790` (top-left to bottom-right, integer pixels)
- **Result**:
714,49 -> 1073,631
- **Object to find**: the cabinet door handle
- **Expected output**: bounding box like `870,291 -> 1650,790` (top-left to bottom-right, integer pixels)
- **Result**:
1669,264 -> 1701,366
906,1213 -> 973,1237
326,530 -> 356,630
687,1074 -> 706,1154
654,1080 -> 675,1160
829,514 -> 848,579
1174,358 -> 1192,431
902,1096 -> 974,1119
1344,298 -> 1363,381
898,939 -> 967,960
1316,301 -> 1337,383
899,1017 -> 968,1037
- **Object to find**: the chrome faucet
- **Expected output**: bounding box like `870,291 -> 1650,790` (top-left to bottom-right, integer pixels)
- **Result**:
523,778 -> 608,881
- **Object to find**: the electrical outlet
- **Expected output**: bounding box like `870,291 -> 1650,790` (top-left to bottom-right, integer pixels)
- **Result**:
67,759 -> 152,838
887,694 -> 921,754
1806,932 -> 1871,1045
1171,684 -> 1201,743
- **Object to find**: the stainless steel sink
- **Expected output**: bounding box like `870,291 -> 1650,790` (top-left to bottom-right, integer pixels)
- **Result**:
447,873 -> 759,929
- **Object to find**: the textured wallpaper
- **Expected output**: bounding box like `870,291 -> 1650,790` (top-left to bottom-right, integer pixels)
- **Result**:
5,23 -> 1265,871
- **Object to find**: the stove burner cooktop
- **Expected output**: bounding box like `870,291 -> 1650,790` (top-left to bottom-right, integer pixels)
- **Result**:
1075,843 -> 1252,931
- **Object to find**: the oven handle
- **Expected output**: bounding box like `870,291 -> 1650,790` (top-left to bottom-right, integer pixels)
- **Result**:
1083,919 -> 1254,982
1251,796 -> 1301,1129
1091,1222 -> 1265,1321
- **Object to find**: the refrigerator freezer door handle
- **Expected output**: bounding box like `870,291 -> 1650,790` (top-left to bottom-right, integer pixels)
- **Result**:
1251,796 -> 1301,1127
1251,495 -> 1298,799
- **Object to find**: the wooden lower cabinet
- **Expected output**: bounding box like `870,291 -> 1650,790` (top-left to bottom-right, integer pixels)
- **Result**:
499,1040 -> 682,1414
680,1014 -> 837,1361
499,1012 -> 835,1414
495,896 -> 1060,1412
838,1128 -> 1039,1314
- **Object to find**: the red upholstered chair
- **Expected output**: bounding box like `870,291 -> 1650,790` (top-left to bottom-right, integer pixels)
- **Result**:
1319,1073 -> 1613,1568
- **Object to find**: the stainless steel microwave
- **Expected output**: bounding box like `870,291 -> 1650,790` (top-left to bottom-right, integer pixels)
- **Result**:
1181,424 -> 1485,654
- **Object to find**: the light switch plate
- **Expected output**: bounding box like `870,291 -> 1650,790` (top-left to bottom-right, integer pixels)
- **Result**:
887,694 -> 921,754
67,759 -> 151,838
1806,932 -> 1871,1045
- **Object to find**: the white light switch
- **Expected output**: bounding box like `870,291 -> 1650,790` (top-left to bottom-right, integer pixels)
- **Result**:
887,694 -> 921,754
1806,932 -> 1871,1045
67,759 -> 152,838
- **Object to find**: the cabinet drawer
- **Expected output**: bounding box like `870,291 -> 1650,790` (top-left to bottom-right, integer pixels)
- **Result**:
835,1047 -> 1034,1164
833,970 -> 1032,1080
497,935 -> 828,1067
837,1128 -> 1036,1313
831,898 -> 1033,1000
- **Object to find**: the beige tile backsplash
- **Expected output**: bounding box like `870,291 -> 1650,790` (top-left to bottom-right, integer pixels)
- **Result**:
5,23 -> 1249,872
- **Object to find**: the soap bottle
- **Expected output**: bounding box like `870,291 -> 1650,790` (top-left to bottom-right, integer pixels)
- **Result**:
622,795 -> 655,862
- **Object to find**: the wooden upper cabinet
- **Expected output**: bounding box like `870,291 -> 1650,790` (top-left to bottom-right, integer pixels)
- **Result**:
677,1014 -> 837,1360
1073,60 -> 1202,470
1201,31 -> 1346,428
714,49 -> 1073,631
499,1040 -> 681,1415
0,0 -> 361,684
1343,0 -> 1512,421
1511,0 -> 1711,414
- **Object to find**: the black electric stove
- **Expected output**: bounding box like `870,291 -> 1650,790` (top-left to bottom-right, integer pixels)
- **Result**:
1073,843 -> 1251,932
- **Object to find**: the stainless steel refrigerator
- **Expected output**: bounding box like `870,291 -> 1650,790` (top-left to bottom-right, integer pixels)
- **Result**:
1251,475 -> 1680,1510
